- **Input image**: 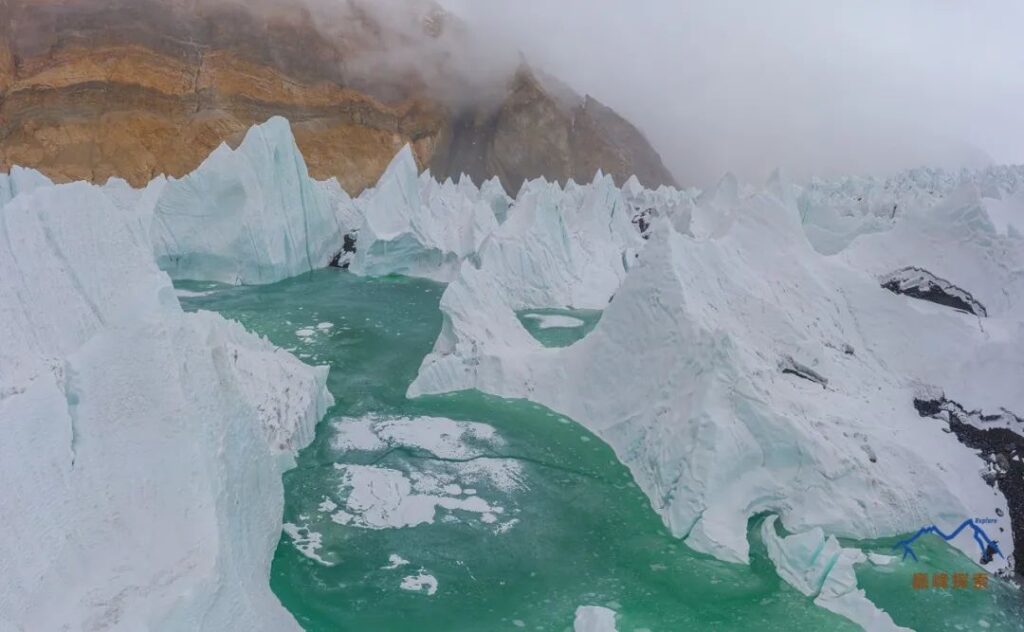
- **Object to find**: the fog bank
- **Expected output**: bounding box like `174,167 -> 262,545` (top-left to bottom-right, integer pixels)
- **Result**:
442,0 -> 1024,186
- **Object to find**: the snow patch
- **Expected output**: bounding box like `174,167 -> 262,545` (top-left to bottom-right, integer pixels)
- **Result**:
523,313 -> 586,329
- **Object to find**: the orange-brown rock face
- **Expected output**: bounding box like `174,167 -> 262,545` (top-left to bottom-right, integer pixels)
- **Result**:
0,0 -> 676,194
0,0 -> 449,192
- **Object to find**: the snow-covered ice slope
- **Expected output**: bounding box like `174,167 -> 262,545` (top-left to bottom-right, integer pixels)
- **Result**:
840,183 -> 1024,317
798,165 -> 1024,254
150,116 -> 354,285
410,171 -> 1024,629
350,146 -> 504,282
0,182 -> 333,630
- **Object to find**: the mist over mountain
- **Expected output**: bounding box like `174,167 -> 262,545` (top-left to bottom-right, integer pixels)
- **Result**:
444,0 -> 1024,186
0,0 -> 673,193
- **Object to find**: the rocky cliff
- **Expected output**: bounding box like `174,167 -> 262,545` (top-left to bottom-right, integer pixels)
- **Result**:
0,0 -> 676,194
434,67 -> 677,194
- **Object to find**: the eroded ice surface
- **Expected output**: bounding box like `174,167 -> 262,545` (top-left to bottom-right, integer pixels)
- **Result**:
760,516 -> 909,631
0,182 -> 332,630
350,146 -> 504,282
151,116 -> 355,284
798,165 -> 1024,254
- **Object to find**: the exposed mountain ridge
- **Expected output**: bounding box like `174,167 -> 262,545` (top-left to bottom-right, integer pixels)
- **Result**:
0,0 -> 676,194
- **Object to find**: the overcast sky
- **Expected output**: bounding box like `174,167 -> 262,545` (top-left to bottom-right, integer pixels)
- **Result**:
440,0 -> 1024,186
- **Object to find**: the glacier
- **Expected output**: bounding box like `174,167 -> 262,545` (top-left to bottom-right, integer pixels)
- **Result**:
3,115 -> 1024,630
798,165 -> 1024,255
406,164 -> 1024,629
411,207 -> 1017,565
0,181 -> 332,630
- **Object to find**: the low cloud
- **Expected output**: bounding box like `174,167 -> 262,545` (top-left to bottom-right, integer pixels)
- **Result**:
441,0 -> 1024,186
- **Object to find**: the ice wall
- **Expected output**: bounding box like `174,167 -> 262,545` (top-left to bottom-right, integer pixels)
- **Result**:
350,146 -> 504,282
412,205 -> 1014,561
151,116 -> 354,285
0,182 -> 332,630
402,172 -> 644,394
479,173 -> 644,310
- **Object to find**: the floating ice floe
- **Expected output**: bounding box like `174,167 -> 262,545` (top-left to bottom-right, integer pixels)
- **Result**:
573,605 -> 618,632
331,415 -> 523,492
522,313 -> 586,329
283,523 -> 334,567
382,554 -> 411,570
400,571 -> 438,596
174,288 -> 215,298
330,464 -> 505,529
291,416 -> 523,539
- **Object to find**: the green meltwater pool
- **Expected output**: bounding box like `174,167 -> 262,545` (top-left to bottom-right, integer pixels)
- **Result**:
177,269 -> 1024,631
